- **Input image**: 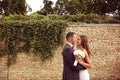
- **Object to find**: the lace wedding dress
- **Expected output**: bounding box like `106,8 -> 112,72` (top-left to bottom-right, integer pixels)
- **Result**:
73,49 -> 90,80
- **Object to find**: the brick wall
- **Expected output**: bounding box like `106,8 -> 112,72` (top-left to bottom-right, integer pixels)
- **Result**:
0,24 -> 120,80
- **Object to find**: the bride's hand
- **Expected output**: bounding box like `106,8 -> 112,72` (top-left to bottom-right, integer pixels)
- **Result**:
75,56 -> 83,64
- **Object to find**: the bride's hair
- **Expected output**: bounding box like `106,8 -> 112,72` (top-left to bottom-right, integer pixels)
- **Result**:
80,35 -> 91,56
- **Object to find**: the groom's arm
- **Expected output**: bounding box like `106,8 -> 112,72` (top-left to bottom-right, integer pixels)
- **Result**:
63,47 -> 86,71
76,63 -> 86,70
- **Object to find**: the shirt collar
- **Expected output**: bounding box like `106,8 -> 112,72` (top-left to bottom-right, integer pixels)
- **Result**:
66,42 -> 73,47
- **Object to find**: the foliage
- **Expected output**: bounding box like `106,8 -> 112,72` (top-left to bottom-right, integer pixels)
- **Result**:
34,13 -> 120,24
0,0 -> 27,16
88,0 -> 120,15
46,14 -> 63,20
54,0 -> 66,15
104,16 -> 120,23
27,13 -> 45,20
63,13 -> 120,23
84,14 -> 101,23
0,1 -> 2,15
0,14 -> 67,67
38,0 -> 54,15
63,13 -> 100,23
64,0 -> 84,15
54,0 -> 120,16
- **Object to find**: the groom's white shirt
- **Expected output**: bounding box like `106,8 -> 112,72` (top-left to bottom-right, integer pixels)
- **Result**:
66,42 -> 73,48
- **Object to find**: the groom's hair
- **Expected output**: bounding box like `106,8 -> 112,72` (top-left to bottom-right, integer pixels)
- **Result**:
66,32 -> 75,40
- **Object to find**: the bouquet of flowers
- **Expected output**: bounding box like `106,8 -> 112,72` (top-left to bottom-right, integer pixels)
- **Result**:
73,50 -> 84,66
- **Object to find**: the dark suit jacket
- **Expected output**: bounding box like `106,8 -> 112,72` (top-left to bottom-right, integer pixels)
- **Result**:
62,44 -> 86,80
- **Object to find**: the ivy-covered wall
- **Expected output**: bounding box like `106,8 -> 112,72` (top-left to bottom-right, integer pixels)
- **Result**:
0,15 -> 67,67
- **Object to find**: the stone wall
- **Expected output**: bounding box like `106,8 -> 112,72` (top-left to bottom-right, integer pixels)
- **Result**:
0,24 -> 120,80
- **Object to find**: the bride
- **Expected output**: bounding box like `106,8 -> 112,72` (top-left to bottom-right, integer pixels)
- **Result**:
73,35 -> 91,80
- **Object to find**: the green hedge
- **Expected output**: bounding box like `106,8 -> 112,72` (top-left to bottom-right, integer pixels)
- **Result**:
1,13 -> 119,24
61,13 -> 120,24
0,15 -> 67,67
64,13 -> 102,23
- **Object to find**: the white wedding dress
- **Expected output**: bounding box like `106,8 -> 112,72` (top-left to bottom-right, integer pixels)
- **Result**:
73,50 -> 90,80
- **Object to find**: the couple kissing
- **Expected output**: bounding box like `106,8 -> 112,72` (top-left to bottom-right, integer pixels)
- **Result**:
62,32 -> 91,80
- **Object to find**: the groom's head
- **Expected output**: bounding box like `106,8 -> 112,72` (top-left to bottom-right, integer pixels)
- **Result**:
66,32 -> 76,45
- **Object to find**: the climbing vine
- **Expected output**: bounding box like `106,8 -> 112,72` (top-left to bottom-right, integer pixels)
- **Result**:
0,15 -> 67,67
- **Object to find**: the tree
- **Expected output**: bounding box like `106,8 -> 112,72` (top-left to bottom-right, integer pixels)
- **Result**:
55,0 -> 89,15
1,0 -> 26,16
89,0 -> 120,15
9,0 -> 26,15
0,0 -> 2,15
64,0 -> 81,14
38,0 -> 54,15
55,0 -> 120,15
107,0 -> 120,16
26,3 -> 32,13
54,0 -> 66,15
2,0 -> 11,16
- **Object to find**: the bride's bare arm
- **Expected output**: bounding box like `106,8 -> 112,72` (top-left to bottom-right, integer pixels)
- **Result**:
76,50 -> 91,68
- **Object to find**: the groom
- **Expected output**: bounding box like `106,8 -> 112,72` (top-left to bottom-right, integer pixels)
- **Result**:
62,32 -> 86,80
